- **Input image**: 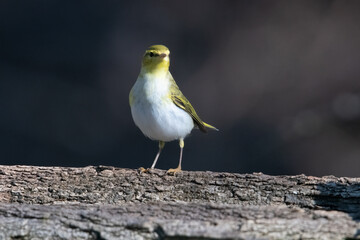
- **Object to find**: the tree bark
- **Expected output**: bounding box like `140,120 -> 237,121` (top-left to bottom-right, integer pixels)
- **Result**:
0,165 -> 359,240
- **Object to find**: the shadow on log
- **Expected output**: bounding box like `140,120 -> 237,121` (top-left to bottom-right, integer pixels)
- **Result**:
0,165 -> 359,239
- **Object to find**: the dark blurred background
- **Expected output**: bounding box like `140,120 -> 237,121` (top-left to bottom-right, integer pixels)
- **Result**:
1,1 -> 360,177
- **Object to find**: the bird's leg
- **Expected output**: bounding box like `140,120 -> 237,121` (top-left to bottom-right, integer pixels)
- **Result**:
167,138 -> 184,175
139,141 -> 165,173
151,141 -> 165,169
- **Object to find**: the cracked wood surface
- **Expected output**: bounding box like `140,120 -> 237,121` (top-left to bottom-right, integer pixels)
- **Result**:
0,165 -> 359,239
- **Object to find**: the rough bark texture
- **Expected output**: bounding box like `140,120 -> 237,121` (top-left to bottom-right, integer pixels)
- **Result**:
0,165 -> 359,240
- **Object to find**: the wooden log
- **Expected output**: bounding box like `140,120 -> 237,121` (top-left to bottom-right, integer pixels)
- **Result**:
0,165 -> 359,239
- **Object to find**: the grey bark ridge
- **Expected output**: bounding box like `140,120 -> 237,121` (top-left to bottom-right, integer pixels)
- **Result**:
0,165 -> 359,240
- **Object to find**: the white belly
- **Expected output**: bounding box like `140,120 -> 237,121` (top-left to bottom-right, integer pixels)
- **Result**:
130,73 -> 194,142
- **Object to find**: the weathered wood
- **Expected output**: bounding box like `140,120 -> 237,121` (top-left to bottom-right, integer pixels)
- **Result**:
0,165 -> 359,239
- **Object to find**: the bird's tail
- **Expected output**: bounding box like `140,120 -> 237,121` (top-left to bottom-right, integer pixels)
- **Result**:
203,122 -> 219,131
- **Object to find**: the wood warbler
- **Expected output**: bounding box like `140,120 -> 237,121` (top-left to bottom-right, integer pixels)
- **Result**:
129,45 -> 217,174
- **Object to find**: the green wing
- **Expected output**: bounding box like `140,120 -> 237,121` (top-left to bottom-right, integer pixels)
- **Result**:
169,76 -> 218,133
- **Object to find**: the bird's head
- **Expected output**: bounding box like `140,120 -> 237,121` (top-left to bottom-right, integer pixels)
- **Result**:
141,45 -> 170,72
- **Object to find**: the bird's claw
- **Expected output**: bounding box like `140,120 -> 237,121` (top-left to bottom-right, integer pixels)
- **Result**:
166,167 -> 182,175
138,167 -> 152,174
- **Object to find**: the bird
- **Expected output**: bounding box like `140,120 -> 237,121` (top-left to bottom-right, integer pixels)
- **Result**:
129,44 -> 218,174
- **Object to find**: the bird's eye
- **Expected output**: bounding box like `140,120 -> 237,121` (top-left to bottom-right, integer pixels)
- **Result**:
149,52 -> 154,57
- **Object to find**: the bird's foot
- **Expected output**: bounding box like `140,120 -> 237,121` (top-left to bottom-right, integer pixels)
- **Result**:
138,167 -> 153,174
166,167 -> 182,175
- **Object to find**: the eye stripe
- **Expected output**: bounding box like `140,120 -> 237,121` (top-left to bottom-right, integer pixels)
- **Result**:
147,52 -> 161,57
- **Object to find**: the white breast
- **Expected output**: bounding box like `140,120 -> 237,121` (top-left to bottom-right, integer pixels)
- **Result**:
130,72 -> 194,142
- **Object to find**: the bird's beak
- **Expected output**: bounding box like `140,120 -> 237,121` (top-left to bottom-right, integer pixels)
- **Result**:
160,53 -> 167,58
